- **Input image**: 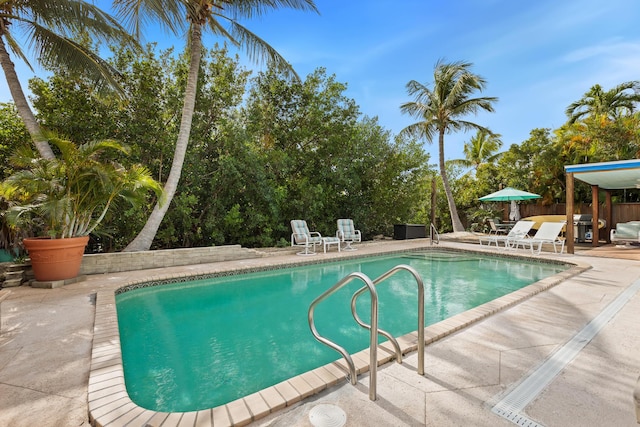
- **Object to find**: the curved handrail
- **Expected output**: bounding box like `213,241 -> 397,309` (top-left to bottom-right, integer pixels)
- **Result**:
350,294 -> 402,364
308,272 -> 379,400
430,223 -> 440,245
351,264 -> 425,375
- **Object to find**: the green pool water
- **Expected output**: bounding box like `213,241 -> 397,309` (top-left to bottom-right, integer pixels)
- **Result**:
116,250 -> 567,412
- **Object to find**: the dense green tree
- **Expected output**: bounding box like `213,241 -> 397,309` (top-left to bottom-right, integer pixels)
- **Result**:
0,103 -> 30,178
400,60 -> 498,232
244,67 -> 431,240
495,129 -> 566,203
0,0 -> 135,159
344,120 -> 430,236
244,66 -> 359,233
30,44 -> 254,249
29,69 -> 118,144
113,0 -> 318,252
160,48 -> 256,247
566,82 -> 640,124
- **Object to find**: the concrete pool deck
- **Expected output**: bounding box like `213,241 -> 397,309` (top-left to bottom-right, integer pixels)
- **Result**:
0,238 -> 639,426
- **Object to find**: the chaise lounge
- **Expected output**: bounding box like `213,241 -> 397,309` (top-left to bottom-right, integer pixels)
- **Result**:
610,221 -> 640,244
479,220 -> 535,248
511,221 -> 566,254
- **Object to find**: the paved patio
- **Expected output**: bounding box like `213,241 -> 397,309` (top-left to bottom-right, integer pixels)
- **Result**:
0,238 -> 639,426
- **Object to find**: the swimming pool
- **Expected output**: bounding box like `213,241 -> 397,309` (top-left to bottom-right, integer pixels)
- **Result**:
116,250 -> 568,413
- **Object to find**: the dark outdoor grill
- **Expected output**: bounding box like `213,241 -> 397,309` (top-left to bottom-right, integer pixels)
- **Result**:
573,214 -> 593,243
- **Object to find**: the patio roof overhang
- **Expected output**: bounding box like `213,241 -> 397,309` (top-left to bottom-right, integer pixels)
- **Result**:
564,158 -> 640,189
564,158 -> 640,254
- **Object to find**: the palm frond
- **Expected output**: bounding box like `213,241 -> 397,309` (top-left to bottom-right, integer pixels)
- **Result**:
112,0 -> 186,38
215,17 -> 300,80
2,0 -> 139,95
215,0 -> 318,20
2,32 -> 34,70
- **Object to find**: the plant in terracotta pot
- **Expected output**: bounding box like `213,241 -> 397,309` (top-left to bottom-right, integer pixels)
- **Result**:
0,137 -> 163,281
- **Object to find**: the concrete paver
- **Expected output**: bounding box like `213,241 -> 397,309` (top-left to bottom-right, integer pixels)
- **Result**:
0,238 -> 638,426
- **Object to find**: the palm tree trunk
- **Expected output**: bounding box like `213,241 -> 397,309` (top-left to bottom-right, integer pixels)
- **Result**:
0,37 -> 55,159
123,24 -> 203,252
438,130 -> 465,232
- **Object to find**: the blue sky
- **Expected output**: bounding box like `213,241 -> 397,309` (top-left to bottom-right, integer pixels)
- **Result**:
1,0 -> 639,162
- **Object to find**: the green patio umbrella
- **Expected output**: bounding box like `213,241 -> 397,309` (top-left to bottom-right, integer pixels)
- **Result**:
478,187 -> 541,202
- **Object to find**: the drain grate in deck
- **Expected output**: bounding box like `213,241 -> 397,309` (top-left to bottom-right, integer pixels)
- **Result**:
492,278 -> 640,426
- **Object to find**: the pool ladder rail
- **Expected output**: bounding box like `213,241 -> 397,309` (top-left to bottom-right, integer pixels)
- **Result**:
430,223 -> 440,245
307,265 -> 425,401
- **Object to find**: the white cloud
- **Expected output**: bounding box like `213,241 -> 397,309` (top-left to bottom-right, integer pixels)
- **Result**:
563,39 -> 640,63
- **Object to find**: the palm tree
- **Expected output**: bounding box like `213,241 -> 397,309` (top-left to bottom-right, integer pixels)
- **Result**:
115,0 -> 318,252
452,129 -> 503,170
566,81 -> 640,124
400,59 -> 497,232
0,0 -> 137,159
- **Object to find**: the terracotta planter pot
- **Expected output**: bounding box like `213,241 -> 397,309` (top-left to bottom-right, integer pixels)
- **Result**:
23,236 -> 89,282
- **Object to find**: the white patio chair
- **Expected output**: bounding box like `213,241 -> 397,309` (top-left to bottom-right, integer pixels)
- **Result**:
336,219 -> 361,250
512,221 -> 566,254
290,220 -> 322,256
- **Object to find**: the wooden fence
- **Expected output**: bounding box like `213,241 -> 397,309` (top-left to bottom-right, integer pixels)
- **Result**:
507,202 -> 640,226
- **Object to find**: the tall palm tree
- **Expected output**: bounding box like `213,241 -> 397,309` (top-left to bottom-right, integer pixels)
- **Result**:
0,0 -> 137,159
115,0 -> 318,252
400,59 -> 497,232
452,129 -> 503,170
566,81 -> 640,124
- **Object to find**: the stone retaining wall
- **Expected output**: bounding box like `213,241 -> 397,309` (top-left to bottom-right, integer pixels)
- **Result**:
79,245 -> 263,275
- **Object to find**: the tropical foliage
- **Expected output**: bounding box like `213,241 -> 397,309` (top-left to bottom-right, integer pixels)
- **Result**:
452,129 -> 503,171
0,137 -> 162,239
566,82 -> 640,124
111,0 -> 319,252
2,45 -> 431,250
1,8 -> 640,250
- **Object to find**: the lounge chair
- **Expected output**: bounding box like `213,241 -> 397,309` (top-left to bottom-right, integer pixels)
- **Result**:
479,220 -> 535,248
290,220 -> 322,256
336,219 -> 361,250
512,221 -> 566,254
610,221 -> 640,244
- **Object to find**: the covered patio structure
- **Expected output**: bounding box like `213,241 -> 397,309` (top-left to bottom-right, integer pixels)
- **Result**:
564,158 -> 640,254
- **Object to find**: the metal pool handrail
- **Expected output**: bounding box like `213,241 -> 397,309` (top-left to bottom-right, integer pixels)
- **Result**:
308,271 -> 379,400
430,223 -> 440,244
350,264 -> 425,375
308,265 -> 426,402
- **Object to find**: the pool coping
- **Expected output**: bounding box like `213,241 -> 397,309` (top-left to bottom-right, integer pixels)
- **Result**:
88,247 -> 590,427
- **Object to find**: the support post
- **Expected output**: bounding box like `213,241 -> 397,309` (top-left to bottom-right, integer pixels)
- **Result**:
591,185 -> 599,247
604,190 -> 612,243
566,172 -> 575,254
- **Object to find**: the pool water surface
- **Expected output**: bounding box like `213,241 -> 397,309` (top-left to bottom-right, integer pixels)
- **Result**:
116,250 -> 567,412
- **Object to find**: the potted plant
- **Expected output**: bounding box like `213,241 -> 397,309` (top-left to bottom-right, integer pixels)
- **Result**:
0,137 -> 163,282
